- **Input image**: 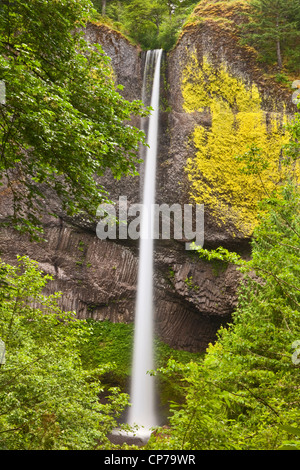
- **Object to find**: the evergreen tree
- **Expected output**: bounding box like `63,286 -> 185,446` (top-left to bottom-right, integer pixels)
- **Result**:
241,0 -> 300,70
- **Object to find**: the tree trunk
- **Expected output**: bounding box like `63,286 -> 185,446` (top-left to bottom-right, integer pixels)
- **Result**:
276,38 -> 282,68
102,0 -> 107,16
117,1 -> 121,22
276,16 -> 282,68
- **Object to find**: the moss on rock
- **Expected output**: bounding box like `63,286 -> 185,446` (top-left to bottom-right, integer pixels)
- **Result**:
182,52 -> 298,237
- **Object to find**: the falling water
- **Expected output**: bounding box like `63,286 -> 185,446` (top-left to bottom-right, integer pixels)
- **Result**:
127,49 -> 163,433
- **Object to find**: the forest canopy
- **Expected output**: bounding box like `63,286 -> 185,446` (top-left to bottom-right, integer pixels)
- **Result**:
91,0 -> 300,72
91,0 -> 198,50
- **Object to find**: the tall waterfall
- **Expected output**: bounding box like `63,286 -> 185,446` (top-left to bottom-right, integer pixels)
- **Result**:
127,49 -> 163,432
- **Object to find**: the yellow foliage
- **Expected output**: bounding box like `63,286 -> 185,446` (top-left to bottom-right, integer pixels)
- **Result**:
182,52 -> 298,237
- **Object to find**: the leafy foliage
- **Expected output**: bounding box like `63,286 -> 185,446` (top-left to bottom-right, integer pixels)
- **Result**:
79,319 -> 134,391
92,0 -> 198,51
147,106 -> 300,450
0,256 -> 129,450
0,0 -> 148,238
1,0 -> 300,451
78,318 -> 202,405
0,257 -> 201,449
148,180 -> 300,450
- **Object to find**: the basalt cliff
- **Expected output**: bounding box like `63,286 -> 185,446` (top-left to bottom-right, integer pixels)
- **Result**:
0,1 -> 296,352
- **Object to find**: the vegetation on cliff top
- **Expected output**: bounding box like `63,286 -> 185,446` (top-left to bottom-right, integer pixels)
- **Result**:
240,0 -> 300,73
92,0 -> 300,75
91,0 -> 198,51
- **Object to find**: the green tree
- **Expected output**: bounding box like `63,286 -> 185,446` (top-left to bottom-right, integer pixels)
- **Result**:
148,107 -> 300,450
0,256 -> 129,450
241,0 -> 300,70
157,0 -> 197,51
104,0 -> 197,50
120,0 -> 167,49
105,0 -> 127,23
0,0 -> 148,238
91,0 -> 115,16
150,181 -> 300,450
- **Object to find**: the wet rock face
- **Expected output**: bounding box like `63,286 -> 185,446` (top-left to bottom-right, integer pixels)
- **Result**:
84,22 -> 143,103
0,221 -> 138,324
0,23 -> 246,353
0,216 -> 237,353
153,242 -> 238,352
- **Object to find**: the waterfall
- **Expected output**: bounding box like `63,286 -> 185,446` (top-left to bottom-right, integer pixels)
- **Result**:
127,49 -> 163,433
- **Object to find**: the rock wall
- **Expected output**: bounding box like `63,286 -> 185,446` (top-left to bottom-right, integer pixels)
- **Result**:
166,0 -> 297,245
0,5 -> 296,353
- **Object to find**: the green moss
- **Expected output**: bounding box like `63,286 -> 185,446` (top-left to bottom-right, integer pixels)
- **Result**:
182,52 -> 299,237
211,259 -> 229,277
184,275 -> 199,290
90,15 -> 138,47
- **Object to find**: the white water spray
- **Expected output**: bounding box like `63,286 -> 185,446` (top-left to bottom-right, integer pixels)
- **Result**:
127,49 -> 163,432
